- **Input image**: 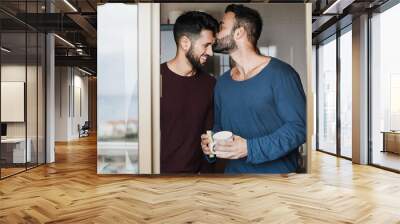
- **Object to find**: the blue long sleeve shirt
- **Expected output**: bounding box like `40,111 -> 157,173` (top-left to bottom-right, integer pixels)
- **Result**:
212,57 -> 306,174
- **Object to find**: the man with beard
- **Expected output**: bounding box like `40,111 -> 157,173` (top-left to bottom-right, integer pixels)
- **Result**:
160,11 -> 218,173
201,4 -> 306,173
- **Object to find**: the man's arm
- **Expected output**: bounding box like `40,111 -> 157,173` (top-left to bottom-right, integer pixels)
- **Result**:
203,93 -> 216,163
201,103 -> 216,170
204,100 -> 214,132
246,68 -> 306,164
212,86 -> 222,133
203,84 -> 222,163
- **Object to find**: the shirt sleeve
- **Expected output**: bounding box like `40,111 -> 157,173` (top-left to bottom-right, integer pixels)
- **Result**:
212,84 -> 222,133
246,67 -> 306,164
205,81 -> 221,164
205,154 -> 217,163
204,91 -> 214,132
203,98 -> 215,164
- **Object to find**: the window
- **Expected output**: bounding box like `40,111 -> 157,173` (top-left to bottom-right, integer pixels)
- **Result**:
370,3 -> 400,171
0,1 -> 46,179
97,4 -> 139,174
339,28 -> 352,158
317,36 -> 337,155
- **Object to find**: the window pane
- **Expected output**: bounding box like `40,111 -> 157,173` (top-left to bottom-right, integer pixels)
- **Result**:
371,3 -> 400,171
27,31 -> 38,169
318,37 -> 337,154
340,29 -> 352,158
97,4 -> 139,174
1,30 -> 27,177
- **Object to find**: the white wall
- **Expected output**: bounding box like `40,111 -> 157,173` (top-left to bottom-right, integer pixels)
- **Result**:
1,66 -> 26,136
55,66 -> 68,141
160,3 -> 307,88
55,67 -> 89,141
1,63 -> 46,164
1,65 -> 37,138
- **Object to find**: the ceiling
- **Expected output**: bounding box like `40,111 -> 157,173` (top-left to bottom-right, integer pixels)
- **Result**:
310,0 -> 389,43
0,0 -> 394,74
1,0 -> 98,73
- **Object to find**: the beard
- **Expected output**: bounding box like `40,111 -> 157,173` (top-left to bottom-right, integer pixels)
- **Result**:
185,46 -> 204,72
212,31 -> 237,54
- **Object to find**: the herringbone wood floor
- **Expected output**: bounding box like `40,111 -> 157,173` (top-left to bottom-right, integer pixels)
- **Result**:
1,135 -> 400,224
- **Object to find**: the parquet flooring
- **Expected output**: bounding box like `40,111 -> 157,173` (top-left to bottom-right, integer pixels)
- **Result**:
1,135 -> 400,223
1,167 -> 26,178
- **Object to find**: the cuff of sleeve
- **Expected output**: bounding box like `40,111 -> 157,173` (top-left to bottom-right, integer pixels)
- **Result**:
245,139 -> 254,164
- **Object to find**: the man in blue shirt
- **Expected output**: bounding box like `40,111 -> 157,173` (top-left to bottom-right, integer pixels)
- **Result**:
200,4 -> 306,174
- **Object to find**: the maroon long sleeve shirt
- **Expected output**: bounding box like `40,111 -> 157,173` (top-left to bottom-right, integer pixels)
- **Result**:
160,63 -> 215,173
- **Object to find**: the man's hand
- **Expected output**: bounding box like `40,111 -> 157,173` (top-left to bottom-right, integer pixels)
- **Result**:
215,135 -> 248,159
201,134 -> 212,155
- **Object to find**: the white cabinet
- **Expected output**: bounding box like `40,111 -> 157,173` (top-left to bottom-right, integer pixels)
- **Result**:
1,138 -> 32,163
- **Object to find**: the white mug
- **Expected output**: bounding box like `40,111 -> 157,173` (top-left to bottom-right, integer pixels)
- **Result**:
213,131 -> 233,143
207,131 -> 233,157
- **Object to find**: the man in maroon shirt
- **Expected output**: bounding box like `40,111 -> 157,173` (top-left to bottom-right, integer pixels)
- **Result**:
160,11 -> 219,173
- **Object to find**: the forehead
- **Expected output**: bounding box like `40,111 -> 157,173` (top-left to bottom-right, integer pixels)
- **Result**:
222,12 -> 235,25
196,30 -> 215,43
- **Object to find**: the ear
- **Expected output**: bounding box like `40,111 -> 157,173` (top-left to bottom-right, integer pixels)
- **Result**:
179,35 -> 192,52
234,27 -> 246,41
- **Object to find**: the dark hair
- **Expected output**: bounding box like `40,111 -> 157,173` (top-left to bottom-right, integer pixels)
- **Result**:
173,11 -> 219,45
225,4 -> 263,47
